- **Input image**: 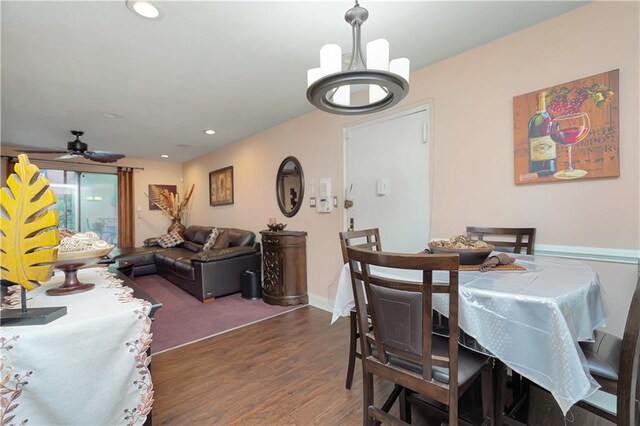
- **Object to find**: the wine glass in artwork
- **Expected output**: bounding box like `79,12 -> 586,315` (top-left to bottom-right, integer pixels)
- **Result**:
550,112 -> 591,179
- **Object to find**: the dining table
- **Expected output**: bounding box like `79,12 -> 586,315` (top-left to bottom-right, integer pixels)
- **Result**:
330,252 -> 608,415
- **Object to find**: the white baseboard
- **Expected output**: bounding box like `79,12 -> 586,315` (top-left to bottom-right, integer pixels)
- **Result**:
534,244 -> 639,265
308,293 -> 333,314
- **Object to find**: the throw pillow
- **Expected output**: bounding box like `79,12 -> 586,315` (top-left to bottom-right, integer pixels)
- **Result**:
213,228 -> 230,249
202,228 -> 220,251
157,231 -> 184,248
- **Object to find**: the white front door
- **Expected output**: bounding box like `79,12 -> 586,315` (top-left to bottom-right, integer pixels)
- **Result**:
344,107 -> 431,253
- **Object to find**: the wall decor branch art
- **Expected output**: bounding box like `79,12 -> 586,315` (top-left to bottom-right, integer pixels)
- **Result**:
513,69 -> 619,184
209,166 -> 234,206
147,184 -> 176,211
145,183 -> 195,235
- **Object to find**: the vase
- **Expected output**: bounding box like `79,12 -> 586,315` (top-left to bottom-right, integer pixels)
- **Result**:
168,219 -> 186,236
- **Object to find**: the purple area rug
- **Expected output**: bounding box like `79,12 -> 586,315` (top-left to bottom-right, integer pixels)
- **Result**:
133,274 -> 300,353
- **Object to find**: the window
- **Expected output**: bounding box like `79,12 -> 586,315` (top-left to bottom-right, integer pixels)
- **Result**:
42,170 -> 118,244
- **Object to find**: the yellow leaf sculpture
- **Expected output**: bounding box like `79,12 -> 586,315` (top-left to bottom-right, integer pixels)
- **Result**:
0,154 -> 59,290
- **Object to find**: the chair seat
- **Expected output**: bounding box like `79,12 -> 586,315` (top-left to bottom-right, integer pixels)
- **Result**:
580,330 -> 621,382
371,334 -> 490,387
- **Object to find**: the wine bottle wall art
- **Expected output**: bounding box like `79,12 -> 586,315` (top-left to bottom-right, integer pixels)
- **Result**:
513,69 -> 619,185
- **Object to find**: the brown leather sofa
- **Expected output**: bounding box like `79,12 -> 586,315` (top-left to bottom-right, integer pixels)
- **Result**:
110,226 -> 261,303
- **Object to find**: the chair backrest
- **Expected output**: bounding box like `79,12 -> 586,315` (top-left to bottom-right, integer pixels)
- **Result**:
339,228 -> 382,264
466,226 -> 536,255
346,246 -> 460,403
617,275 -> 640,425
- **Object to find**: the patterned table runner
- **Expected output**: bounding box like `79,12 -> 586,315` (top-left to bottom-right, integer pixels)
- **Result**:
1,268 -> 153,425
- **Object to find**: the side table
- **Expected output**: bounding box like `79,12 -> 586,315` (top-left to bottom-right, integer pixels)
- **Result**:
260,230 -> 308,306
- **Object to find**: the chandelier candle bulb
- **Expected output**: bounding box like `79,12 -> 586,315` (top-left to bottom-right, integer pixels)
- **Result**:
307,68 -> 322,87
389,58 -> 410,82
320,44 -> 342,76
367,39 -> 390,103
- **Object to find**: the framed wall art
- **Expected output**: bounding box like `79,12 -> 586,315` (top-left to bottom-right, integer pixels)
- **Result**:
209,166 -> 234,206
148,184 -> 177,210
513,69 -> 619,185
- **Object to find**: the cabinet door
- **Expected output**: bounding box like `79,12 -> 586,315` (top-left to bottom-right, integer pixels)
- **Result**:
262,245 -> 282,296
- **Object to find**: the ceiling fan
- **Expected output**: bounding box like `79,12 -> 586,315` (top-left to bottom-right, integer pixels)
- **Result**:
21,130 -> 126,163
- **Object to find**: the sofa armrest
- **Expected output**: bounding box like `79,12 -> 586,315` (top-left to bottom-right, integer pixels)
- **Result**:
192,246 -> 257,263
144,237 -> 160,247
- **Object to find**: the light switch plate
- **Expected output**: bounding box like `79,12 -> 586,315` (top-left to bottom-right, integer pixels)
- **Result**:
309,197 -> 316,207
333,196 -> 338,207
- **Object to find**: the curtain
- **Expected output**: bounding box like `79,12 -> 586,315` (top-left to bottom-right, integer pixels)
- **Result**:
117,167 -> 135,248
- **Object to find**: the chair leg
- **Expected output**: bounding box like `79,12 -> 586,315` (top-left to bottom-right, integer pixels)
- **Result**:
363,369 -> 374,426
481,363 -> 494,426
400,388 -> 411,423
493,360 -> 506,426
346,309 -> 358,390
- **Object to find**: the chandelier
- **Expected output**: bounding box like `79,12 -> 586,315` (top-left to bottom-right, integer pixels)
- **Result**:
306,1 -> 410,115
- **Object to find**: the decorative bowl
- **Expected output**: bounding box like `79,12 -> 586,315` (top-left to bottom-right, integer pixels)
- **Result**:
267,223 -> 287,232
47,245 -> 114,296
55,245 -> 114,262
428,243 -> 494,265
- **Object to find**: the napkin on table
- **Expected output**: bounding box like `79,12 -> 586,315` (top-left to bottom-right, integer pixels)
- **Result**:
479,253 -> 515,272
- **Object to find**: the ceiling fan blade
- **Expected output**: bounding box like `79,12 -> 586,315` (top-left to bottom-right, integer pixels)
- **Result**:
20,149 -> 69,154
84,151 -> 126,163
56,153 -> 80,160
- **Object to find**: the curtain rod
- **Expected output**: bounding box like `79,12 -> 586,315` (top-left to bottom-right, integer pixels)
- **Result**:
1,155 -> 144,171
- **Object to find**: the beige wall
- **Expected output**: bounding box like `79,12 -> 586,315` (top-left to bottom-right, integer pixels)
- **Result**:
0,144 -> 183,246
183,2 -> 639,335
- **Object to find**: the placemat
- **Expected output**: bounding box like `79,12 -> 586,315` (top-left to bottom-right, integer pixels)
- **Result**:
459,264 -> 527,271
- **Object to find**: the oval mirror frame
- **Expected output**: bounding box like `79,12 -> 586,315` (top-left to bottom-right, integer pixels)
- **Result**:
276,156 -> 304,218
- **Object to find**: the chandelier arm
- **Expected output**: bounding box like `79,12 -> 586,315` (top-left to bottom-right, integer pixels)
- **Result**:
347,24 -> 357,71
355,22 -> 367,69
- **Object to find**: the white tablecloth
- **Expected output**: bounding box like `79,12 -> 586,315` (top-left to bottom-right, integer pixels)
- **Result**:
0,268 -> 153,425
331,253 -> 607,415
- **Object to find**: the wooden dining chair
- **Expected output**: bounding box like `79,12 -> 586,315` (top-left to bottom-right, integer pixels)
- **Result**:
466,227 -> 535,417
339,228 -> 382,390
346,246 -> 494,426
466,227 -> 536,255
575,275 -> 640,425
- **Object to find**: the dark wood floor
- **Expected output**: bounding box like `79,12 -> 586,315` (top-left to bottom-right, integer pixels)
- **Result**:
152,306 -> 613,426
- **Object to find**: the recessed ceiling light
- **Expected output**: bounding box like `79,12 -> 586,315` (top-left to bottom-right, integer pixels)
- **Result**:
204,129 -> 216,135
126,1 -> 162,20
161,154 -> 169,158
103,112 -> 122,119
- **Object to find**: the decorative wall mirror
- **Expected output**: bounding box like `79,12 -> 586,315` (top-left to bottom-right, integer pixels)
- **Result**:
276,156 -> 304,217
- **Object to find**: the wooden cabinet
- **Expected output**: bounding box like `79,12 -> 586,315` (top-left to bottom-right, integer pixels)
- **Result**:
260,230 -> 308,306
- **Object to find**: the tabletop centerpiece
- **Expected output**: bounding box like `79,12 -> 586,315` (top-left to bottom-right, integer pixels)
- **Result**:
46,230 -> 114,296
428,235 -> 494,265
267,217 -> 286,232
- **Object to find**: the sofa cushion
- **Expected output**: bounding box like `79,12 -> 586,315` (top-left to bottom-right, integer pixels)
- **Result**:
110,247 -> 163,265
227,228 -> 255,247
202,228 -> 220,251
174,258 -> 195,280
184,226 -> 214,245
154,247 -> 194,266
191,246 -> 257,262
183,241 -> 203,252
214,229 -> 230,249
158,231 -> 184,248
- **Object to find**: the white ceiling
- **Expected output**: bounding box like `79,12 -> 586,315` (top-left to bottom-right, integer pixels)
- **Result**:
1,1 -> 587,163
